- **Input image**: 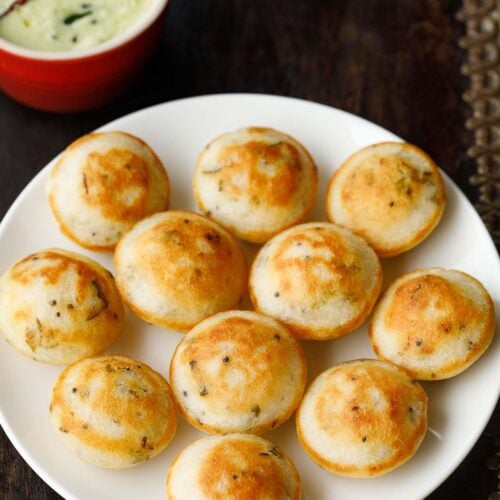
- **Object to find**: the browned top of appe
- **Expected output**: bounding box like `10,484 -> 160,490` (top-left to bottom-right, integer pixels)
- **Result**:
249,222 -> 382,340
369,268 -> 495,380
47,131 -> 170,251
326,142 -> 446,256
169,310 -> 306,434
296,359 -> 428,477
166,434 -> 301,499
49,355 -> 177,469
0,248 -> 123,364
114,210 -> 248,331
194,127 -> 317,243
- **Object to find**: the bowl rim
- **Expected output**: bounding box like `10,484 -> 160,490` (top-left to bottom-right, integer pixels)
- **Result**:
0,0 -> 168,61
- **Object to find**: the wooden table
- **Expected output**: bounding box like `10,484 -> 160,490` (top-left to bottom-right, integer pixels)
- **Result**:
0,1 -> 498,498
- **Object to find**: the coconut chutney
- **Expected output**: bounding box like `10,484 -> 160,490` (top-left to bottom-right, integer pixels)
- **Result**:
0,0 -> 153,52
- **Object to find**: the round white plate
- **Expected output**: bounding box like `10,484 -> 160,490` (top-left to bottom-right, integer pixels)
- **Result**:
0,94 -> 498,500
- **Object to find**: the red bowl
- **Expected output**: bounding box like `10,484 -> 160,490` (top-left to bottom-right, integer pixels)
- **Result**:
0,0 -> 168,113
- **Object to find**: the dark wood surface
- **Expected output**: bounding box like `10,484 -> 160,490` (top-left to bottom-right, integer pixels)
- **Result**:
0,1 -> 498,498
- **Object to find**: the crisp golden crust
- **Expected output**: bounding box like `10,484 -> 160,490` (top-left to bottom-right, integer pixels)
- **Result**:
326,142 -> 446,256
249,222 -> 382,340
296,359 -> 427,477
49,355 -> 177,469
0,248 -> 124,364
114,210 -> 248,331
47,131 -> 170,252
166,434 -> 301,500
193,127 -> 318,243
369,268 -> 496,380
170,310 -> 306,434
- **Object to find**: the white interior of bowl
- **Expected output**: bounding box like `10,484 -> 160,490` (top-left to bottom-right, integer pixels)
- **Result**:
0,0 -> 168,61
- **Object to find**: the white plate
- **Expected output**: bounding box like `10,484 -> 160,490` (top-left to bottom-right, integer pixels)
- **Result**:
0,94 -> 499,500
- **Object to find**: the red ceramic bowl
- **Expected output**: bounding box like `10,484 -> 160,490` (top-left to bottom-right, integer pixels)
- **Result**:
0,0 -> 168,113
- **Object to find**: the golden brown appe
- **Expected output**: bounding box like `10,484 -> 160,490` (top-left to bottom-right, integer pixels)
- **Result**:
369,268 -> 495,380
249,222 -> 382,340
169,310 -> 307,434
114,210 -> 248,331
194,126 -> 318,243
296,359 -> 428,477
47,131 -> 170,251
326,142 -> 446,256
49,355 -> 177,469
0,248 -> 124,364
166,434 -> 301,499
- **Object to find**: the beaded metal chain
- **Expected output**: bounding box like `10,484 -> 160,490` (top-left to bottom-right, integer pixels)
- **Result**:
457,2 -> 499,498
457,0 -> 500,246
